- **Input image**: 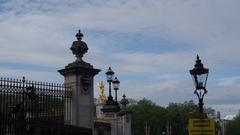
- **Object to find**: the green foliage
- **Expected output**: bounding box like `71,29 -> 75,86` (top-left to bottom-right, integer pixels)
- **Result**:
129,98 -> 167,135
127,98 -> 137,106
129,99 -> 216,135
166,100 -> 198,135
204,107 -> 216,119
226,115 -> 240,135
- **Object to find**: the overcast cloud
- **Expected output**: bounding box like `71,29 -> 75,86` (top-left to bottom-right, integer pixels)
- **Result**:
0,0 -> 240,117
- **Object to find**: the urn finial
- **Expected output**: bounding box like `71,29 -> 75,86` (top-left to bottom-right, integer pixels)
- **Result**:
70,30 -> 88,62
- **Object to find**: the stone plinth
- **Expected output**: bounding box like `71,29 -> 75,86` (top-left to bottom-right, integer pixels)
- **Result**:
59,30 -> 100,129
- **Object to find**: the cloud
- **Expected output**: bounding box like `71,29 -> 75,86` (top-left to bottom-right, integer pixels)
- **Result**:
200,76 -> 240,116
0,67 -> 62,82
0,0 -> 239,67
0,0 -> 240,115
111,52 -> 193,75
217,77 -> 240,86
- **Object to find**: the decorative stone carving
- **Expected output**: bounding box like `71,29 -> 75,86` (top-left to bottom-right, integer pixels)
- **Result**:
65,30 -> 92,68
81,75 -> 90,95
70,30 -> 88,62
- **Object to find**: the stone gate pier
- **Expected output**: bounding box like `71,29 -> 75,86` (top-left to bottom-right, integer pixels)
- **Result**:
59,30 -> 100,129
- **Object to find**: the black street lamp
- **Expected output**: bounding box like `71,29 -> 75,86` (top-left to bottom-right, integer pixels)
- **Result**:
190,55 -> 209,114
112,77 -> 120,103
102,67 -> 121,113
105,67 -> 115,105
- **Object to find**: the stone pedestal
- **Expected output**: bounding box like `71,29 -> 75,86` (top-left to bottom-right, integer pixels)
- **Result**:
122,114 -> 132,135
59,65 -> 100,128
95,99 -> 105,119
59,30 -> 100,129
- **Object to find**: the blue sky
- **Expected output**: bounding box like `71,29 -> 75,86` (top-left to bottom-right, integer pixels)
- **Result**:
0,0 -> 240,117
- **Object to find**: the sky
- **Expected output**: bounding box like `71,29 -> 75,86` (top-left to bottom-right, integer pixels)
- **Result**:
0,0 -> 240,117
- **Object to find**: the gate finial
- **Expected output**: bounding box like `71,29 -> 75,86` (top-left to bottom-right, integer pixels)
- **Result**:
75,30 -> 84,41
70,30 -> 88,62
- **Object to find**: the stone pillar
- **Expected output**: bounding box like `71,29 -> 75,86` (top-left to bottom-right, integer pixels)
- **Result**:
122,114 -> 132,135
111,115 -> 118,135
59,30 -> 100,129
119,94 -> 132,135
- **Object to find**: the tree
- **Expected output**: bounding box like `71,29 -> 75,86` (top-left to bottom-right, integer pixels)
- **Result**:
129,99 -> 216,135
166,101 -> 194,134
226,114 -> 240,135
129,98 -> 167,135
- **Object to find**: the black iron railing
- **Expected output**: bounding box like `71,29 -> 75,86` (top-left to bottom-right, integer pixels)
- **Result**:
0,77 -> 86,135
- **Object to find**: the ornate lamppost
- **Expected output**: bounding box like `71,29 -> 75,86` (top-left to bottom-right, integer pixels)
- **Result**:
105,67 -> 115,105
102,67 -> 120,112
190,55 -> 209,114
112,77 -> 120,104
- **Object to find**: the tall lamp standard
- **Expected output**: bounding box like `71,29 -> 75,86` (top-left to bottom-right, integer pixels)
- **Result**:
112,77 -> 120,104
105,67 -> 115,105
190,55 -> 209,114
102,67 -> 121,113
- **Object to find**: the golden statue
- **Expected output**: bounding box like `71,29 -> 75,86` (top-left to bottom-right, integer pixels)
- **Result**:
97,81 -> 107,102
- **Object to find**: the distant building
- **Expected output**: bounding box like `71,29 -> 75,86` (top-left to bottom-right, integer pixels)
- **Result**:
217,111 -> 221,120
216,111 -> 237,135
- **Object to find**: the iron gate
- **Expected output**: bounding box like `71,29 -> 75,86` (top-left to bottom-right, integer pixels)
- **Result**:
0,77 -> 92,135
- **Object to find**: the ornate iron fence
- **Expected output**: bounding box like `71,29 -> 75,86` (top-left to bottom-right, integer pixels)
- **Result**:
0,77 -> 92,135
